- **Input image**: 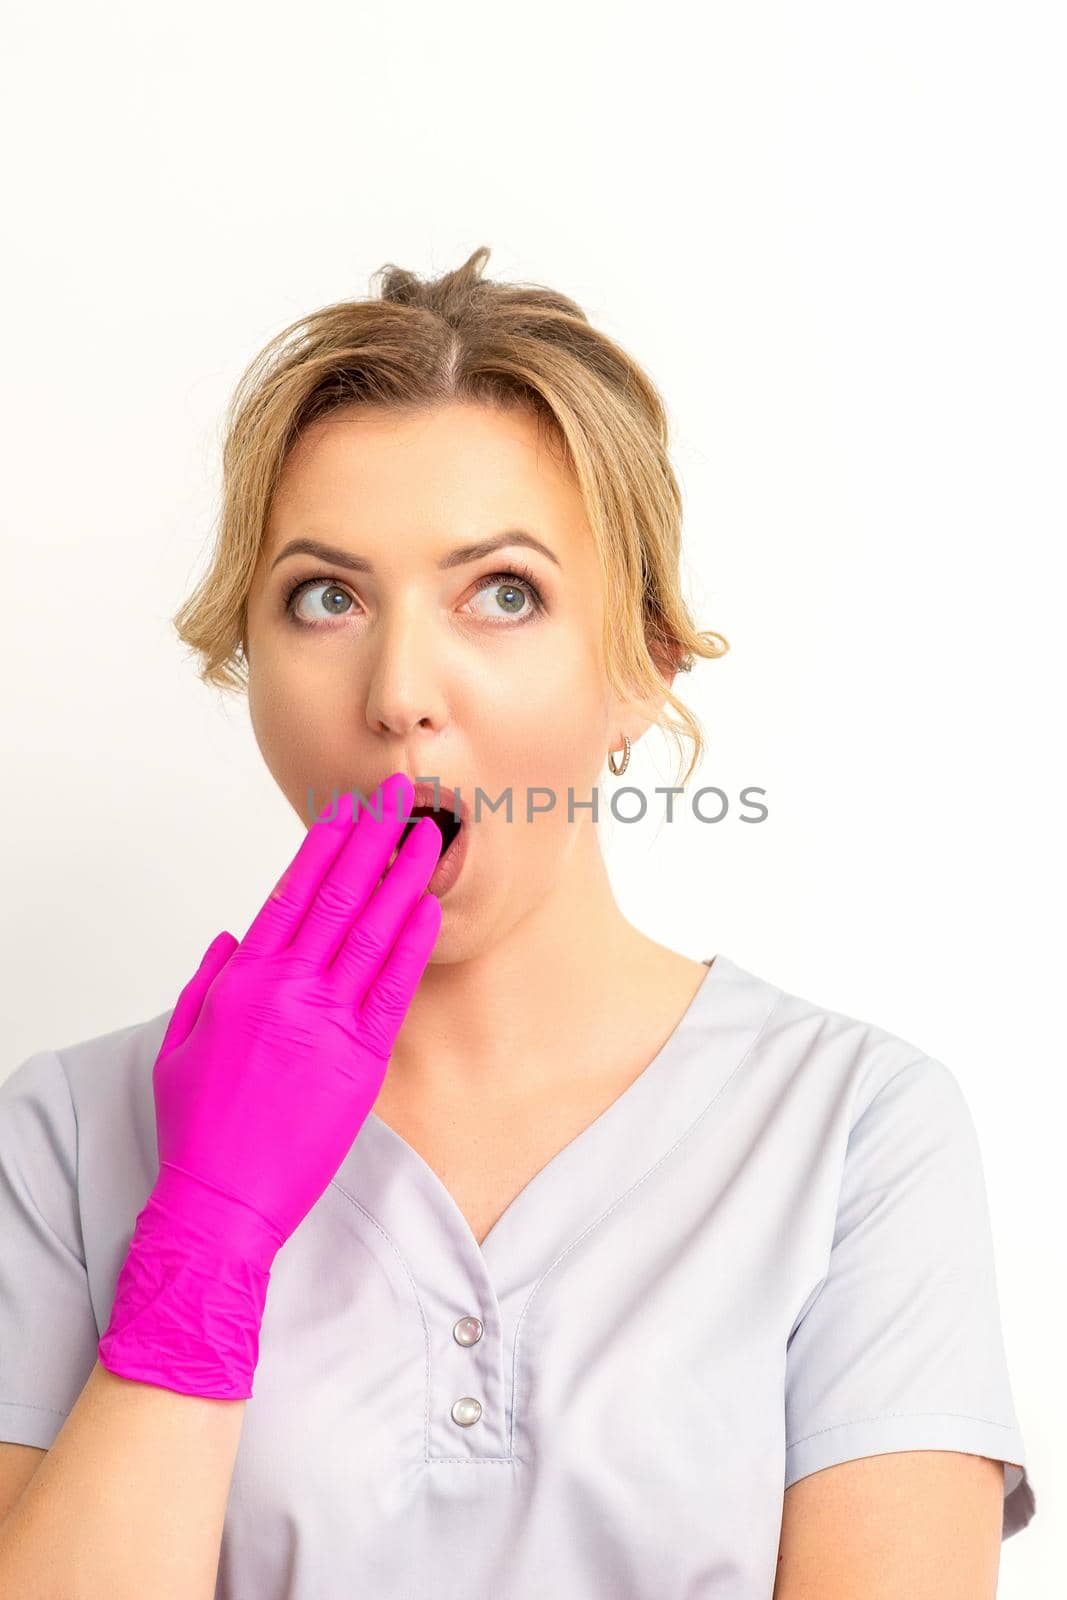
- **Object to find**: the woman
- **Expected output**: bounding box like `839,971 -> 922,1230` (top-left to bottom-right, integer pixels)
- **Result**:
0,247 -> 1036,1597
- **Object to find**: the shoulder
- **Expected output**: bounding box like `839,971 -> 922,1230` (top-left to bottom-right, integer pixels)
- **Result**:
50,1007 -> 172,1100
704,954 -> 987,1244
4,1008 -> 175,1202
716,952 -> 962,1133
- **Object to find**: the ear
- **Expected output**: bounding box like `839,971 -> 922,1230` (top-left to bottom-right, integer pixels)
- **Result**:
608,638 -> 683,753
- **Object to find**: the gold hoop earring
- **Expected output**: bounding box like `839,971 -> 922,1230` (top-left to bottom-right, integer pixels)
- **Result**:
608,734 -> 631,776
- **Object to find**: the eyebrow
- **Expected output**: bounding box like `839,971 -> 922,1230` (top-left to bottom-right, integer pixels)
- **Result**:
269,530 -> 561,575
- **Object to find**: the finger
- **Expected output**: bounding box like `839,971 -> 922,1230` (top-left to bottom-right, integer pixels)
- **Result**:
351,892 -> 442,1060
328,818 -> 443,1000
291,775 -> 428,969
158,931 -> 239,1061
241,772 -> 414,959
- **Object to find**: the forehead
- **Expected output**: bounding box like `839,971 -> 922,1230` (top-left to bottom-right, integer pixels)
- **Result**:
265,402 -> 592,569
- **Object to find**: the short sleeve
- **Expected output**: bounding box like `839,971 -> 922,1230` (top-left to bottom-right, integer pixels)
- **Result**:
783,1054 -> 1036,1540
0,1049 -> 101,1449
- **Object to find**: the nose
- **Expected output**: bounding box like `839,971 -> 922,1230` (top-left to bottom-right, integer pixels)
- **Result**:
363,601 -> 448,738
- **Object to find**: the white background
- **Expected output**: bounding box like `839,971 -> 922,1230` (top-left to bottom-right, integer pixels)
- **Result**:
1,2 -> 1061,1589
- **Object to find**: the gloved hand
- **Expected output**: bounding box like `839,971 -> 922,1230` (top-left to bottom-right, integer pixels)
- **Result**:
97,771 -> 443,1400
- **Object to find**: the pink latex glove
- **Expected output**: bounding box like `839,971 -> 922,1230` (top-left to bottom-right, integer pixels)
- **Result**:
97,771 -> 443,1400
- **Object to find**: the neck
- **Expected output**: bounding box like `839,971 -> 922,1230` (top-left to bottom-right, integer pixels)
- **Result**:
382,823 -> 677,1104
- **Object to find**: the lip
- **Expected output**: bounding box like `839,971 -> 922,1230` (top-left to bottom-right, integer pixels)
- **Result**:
373,775 -> 471,896
406,780 -> 469,828
426,800 -> 469,895
366,776 -> 469,828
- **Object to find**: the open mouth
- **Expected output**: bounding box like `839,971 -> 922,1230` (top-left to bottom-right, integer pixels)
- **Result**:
386,804 -> 463,870
404,805 -> 463,855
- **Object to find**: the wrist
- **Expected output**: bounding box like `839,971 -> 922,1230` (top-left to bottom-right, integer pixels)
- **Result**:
98,1163 -> 283,1400
148,1159 -> 286,1268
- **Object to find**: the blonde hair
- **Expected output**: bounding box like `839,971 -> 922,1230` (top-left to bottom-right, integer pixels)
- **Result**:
172,245 -> 729,787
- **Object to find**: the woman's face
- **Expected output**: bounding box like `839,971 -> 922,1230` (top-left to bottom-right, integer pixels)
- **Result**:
243,400 -> 648,957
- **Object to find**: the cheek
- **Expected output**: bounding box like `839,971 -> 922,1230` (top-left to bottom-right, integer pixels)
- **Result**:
471,625 -> 604,741
467,671 -> 608,837
247,659 -> 354,819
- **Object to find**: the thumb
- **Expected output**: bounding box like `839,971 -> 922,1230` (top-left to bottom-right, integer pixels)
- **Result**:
157,930 -> 240,1061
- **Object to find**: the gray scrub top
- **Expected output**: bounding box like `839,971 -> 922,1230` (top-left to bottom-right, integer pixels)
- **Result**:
0,953 -> 1036,1596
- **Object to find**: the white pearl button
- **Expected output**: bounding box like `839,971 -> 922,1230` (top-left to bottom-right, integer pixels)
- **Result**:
453,1316 -> 483,1346
451,1397 -> 482,1427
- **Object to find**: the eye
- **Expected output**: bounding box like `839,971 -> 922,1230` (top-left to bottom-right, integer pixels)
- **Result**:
281,563 -> 547,631
466,566 -> 545,625
284,576 -> 357,626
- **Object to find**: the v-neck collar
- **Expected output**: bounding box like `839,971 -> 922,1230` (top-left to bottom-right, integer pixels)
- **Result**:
328,954 -> 783,1302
